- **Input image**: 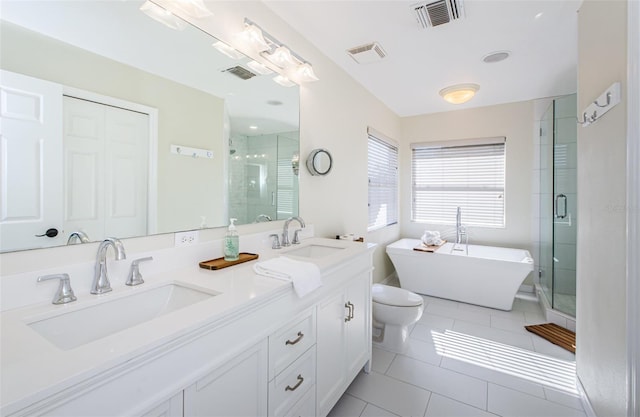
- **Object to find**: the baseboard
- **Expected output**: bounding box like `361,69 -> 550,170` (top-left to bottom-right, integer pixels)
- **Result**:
576,376 -> 598,417
519,284 -> 535,294
380,272 -> 398,286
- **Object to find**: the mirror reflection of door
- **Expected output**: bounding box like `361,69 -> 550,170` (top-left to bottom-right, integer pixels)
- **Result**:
63,96 -> 149,242
0,70 -> 64,252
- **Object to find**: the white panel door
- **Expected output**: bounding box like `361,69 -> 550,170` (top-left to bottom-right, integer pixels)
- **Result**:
63,96 -> 148,241
0,70 -> 63,252
63,96 -> 104,242
104,105 -> 148,238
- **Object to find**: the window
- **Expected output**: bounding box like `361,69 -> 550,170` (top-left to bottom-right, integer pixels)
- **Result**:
368,128 -> 398,231
411,137 -> 506,227
277,157 -> 295,218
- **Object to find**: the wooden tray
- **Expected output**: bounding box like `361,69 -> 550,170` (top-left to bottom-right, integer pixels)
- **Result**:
199,253 -> 259,270
413,240 -> 446,253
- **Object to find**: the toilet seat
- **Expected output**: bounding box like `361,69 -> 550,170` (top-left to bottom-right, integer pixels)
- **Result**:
372,284 -> 423,307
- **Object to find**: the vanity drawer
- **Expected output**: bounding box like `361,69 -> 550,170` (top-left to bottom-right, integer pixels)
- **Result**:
269,308 -> 316,379
268,346 -> 316,417
282,385 -> 315,417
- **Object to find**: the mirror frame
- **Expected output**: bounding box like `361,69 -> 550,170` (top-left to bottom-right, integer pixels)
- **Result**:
306,148 -> 333,176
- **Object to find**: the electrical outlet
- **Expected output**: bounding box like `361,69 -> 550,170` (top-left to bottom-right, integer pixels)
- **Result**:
174,230 -> 199,247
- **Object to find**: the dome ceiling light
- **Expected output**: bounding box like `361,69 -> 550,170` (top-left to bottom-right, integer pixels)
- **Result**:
439,83 -> 480,104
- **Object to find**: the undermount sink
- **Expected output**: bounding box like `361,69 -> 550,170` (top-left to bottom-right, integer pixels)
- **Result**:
284,244 -> 345,259
27,283 -> 217,350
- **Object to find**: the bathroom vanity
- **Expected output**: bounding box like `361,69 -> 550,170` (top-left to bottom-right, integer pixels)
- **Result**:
0,237 -> 374,417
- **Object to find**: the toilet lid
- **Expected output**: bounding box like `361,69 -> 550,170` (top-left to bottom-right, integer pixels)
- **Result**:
372,284 -> 424,307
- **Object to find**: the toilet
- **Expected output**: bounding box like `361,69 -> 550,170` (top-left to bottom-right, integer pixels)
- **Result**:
371,284 -> 424,353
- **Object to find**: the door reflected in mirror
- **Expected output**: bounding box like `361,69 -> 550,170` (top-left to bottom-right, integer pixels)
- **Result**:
0,0 -> 299,253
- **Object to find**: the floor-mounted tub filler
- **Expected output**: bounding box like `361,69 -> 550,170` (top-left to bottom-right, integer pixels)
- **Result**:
386,238 -> 534,311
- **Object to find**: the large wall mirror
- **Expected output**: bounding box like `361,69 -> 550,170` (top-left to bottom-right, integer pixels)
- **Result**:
0,0 -> 300,252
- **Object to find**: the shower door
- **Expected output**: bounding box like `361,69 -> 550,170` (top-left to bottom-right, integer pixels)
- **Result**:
551,95 -> 577,317
538,94 -> 577,317
539,103 -> 555,307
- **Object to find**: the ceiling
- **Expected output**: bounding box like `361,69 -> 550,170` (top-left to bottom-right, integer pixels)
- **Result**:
263,0 -> 581,117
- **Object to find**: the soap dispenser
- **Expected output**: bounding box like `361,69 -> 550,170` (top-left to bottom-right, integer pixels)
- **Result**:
224,218 -> 239,261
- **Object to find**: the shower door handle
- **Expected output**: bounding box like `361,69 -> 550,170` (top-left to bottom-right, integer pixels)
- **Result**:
555,194 -> 567,219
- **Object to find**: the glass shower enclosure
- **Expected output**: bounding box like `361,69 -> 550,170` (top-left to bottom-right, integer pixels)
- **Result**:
228,131 -> 299,225
539,94 -> 577,317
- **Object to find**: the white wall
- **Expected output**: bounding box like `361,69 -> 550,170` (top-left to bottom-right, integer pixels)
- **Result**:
576,1 -> 629,415
400,101 -> 535,281
0,1 -> 401,283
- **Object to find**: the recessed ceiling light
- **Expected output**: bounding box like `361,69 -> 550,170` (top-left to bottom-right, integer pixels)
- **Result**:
535,12 -> 544,19
482,51 -> 511,64
249,125 -> 258,130
439,83 -> 480,104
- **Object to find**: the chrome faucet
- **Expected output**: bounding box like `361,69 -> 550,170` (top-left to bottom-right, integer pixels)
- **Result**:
454,207 -> 468,254
282,216 -> 305,247
67,231 -> 90,245
91,238 -> 126,294
255,214 -> 272,223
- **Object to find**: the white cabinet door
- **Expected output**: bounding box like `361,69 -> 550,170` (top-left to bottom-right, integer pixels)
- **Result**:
316,291 -> 348,417
0,70 -> 63,251
183,340 -> 268,417
140,392 -> 183,417
345,272 -> 371,377
316,272 -> 372,417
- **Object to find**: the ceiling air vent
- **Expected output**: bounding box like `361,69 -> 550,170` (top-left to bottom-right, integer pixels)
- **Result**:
223,66 -> 256,80
412,0 -> 464,29
346,42 -> 387,64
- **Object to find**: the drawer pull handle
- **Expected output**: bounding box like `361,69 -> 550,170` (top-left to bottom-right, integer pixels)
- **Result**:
345,302 -> 354,322
285,331 -> 304,346
348,302 -> 355,320
285,374 -> 304,392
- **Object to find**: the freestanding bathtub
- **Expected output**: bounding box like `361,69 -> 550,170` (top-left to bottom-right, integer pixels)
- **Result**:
386,238 -> 534,311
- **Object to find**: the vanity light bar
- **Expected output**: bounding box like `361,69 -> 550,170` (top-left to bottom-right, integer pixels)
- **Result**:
242,18 -> 319,84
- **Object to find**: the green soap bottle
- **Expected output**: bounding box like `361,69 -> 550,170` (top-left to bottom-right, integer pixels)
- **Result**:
224,218 -> 239,261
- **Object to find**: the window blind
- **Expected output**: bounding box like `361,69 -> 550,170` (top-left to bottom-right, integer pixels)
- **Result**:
411,138 -> 505,227
368,132 -> 398,231
277,158 -> 294,217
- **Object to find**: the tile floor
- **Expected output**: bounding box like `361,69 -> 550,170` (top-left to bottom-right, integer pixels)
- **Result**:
328,293 -> 585,417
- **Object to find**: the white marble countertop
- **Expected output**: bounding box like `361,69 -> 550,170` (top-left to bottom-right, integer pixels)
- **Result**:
0,237 -> 374,415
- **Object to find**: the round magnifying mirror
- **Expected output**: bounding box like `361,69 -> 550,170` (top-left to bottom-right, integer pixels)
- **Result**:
306,148 -> 333,176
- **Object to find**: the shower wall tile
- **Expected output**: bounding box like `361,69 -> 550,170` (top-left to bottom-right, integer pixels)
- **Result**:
554,219 -> 577,245
555,169 -> 577,193
555,118 -> 578,144
554,243 -> 577,270
554,267 -> 577,294
540,144 -> 551,170
554,94 -> 577,119
554,143 -> 577,169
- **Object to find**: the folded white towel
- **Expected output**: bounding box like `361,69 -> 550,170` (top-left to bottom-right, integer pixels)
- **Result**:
253,256 -> 323,298
421,230 -> 443,246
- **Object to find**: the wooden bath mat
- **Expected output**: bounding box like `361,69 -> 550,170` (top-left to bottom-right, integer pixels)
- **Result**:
525,323 -> 576,353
